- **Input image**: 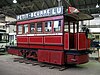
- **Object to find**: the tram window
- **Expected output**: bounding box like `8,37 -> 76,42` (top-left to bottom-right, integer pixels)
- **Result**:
54,20 -> 61,32
30,23 -> 35,33
36,22 -> 42,33
23,24 -> 28,34
64,25 -> 68,32
18,25 -> 23,34
45,21 -> 52,32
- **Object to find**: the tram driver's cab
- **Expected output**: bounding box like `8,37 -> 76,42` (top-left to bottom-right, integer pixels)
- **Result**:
64,12 -> 94,51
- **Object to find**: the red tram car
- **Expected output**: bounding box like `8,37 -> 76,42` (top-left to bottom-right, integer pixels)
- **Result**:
8,6 -> 93,65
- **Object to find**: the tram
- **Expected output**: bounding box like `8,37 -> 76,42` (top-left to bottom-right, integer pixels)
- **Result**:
0,29 -> 9,52
8,6 -> 94,65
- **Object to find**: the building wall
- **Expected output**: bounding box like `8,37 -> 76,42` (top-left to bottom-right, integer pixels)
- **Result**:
6,25 -> 16,33
0,16 -> 16,45
83,14 -> 100,33
83,14 -> 100,41
0,23 -> 6,30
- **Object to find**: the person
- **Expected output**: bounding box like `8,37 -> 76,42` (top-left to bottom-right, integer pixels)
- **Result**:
85,28 -> 90,38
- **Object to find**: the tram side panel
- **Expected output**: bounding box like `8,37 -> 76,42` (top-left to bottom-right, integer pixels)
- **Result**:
64,33 -> 69,50
29,36 -> 44,49
8,48 -> 19,56
38,50 -> 64,65
44,35 -> 63,50
17,36 -> 29,48
74,33 -> 87,50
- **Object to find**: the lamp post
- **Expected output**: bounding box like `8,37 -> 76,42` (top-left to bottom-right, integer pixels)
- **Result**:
58,0 -> 61,6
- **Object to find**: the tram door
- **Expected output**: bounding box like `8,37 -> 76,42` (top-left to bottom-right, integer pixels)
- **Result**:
64,21 -> 77,50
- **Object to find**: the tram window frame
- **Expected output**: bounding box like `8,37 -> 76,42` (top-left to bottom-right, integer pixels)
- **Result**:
30,23 -> 35,34
53,20 -> 62,33
17,25 -> 23,34
36,22 -> 43,33
23,24 -> 29,34
44,21 -> 52,33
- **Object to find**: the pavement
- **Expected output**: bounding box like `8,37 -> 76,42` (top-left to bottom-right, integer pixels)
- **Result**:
0,54 -> 100,75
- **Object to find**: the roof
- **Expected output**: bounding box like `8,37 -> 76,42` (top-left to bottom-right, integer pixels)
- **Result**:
65,12 -> 94,21
0,0 -> 99,18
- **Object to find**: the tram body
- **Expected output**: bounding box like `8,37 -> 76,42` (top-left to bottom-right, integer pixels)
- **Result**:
8,6 -> 93,65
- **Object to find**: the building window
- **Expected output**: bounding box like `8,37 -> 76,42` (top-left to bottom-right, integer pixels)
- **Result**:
30,23 -> 35,33
18,25 -> 22,34
23,24 -> 28,34
45,21 -> 52,32
95,35 -> 99,41
36,22 -> 42,33
54,20 -> 61,32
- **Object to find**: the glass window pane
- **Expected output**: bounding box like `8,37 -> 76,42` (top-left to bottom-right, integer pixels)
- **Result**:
64,25 -> 68,32
54,20 -> 61,32
45,21 -> 52,32
30,23 -> 35,33
0,33 -> 9,43
36,22 -> 42,32
23,24 -> 28,34
95,35 -> 99,39
18,25 -> 22,34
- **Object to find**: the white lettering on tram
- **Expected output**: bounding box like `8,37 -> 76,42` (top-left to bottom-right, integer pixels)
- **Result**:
17,6 -> 63,21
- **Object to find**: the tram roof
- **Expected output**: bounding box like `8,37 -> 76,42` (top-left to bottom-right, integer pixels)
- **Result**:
64,12 -> 94,21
